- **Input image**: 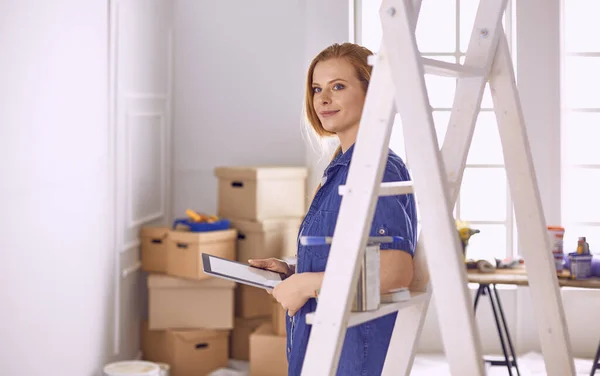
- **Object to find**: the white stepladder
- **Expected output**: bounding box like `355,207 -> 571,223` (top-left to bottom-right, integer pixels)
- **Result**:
300,0 -> 577,375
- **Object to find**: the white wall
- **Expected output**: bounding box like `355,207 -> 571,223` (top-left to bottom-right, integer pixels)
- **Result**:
303,0 -> 353,194
0,1 -> 113,375
172,0 -> 310,218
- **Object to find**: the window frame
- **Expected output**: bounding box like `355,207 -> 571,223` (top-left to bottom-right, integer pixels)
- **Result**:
560,0 -> 600,254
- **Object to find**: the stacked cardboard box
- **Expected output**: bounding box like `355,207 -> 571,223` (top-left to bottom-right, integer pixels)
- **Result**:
248,297 -> 289,375
214,166 -> 307,374
140,225 -> 238,376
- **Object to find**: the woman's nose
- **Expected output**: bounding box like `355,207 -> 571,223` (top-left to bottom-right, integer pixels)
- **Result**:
320,94 -> 331,105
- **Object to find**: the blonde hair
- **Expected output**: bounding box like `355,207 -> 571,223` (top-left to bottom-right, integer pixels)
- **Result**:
302,43 -> 374,196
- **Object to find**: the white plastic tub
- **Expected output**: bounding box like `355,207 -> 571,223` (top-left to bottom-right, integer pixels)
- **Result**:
103,361 -> 160,376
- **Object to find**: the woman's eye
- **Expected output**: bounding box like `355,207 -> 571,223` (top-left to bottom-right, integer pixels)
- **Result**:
312,87 -> 321,94
333,83 -> 345,90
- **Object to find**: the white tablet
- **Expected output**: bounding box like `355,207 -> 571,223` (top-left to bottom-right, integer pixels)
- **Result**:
202,253 -> 283,289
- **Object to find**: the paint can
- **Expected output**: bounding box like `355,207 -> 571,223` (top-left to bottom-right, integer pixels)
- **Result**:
568,253 -> 593,279
352,244 -> 380,312
547,226 -> 565,255
103,361 -> 160,376
553,253 -> 565,272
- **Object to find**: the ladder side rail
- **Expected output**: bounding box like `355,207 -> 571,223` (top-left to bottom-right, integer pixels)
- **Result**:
380,0 -> 487,374
441,0 -> 508,204
489,30 -> 576,376
384,2 -> 509,373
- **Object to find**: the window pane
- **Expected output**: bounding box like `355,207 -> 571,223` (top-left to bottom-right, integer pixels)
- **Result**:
563,168 -> 600,223
463,224 -> 507,260
460,168 -> 507,221
433,110 -> 450,148
564,112 -> 600,165
390,114 -> 406,160
426,56 -> 457,109
564,0 -> 600,53
564,57 -> 600,109
390,111 -> 448,160
466,112 -> 504,165
360,0 -> 382,52
416,0 -> 456,53
563,225 -> 600,255
459,0 -> 478,53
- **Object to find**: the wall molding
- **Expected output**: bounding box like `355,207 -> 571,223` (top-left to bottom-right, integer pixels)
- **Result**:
124,107 -> 166,229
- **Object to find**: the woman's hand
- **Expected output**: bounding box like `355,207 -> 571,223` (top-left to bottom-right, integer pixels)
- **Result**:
248,258 -> 294,279
272,272 -> 323,316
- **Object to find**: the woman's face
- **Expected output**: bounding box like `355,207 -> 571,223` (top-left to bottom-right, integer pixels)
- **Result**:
312,58 -> 366,137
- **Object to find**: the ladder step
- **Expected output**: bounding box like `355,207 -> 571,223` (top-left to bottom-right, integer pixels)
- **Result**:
305,291 -> 429,329
338,181 -> 414,197
422,57 -> 484,78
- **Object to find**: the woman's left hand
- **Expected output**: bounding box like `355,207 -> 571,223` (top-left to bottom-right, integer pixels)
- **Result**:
271,273 -> 320,316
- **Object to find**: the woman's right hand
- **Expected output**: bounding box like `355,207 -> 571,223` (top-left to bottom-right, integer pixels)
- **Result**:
248,258 -> 294,279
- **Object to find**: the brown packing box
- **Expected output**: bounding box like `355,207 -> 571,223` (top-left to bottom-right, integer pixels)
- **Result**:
249,323 -> 288,376
236,284 -> 272,319
230,217 -> 302,261
148,274 -> 235,330
167,228 -> 236,280
141,226 -> 169,273
141,320 -> 229,376
272,299 -> 287,336
230,316 -> 271,361
214,166 -> 308,221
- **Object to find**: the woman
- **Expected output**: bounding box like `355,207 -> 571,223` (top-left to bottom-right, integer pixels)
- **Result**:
249,42 -> 418,376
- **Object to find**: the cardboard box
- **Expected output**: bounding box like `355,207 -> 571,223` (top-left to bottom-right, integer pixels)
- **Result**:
230,217 -> 302,261
271,299 -> 287,336
235,284 -> 272,319
214,166 -> 308,221
148,274 -> 235,330
141,226 -> 169,273
230,316 -> 271,361
167,228 -> 236,280
249,323 -> 288,376
141,321 -> 229,376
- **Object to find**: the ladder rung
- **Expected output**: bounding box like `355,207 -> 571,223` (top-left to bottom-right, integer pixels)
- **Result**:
338,181 -> 414,197
422,57 -> 484,78
305,291 -> 429,329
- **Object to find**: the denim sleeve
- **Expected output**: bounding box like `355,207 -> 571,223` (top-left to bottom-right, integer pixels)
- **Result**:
369,163 -> 417,256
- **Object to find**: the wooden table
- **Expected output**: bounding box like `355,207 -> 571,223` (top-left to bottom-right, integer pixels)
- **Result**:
468,266 -> 600,288
466,266 -> 600,376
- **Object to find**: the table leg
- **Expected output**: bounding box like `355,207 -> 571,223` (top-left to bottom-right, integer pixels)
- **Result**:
474,284 -> 485,311
485,284 -> 514,376
591,339 -> 600,376
492,284 -> 521,376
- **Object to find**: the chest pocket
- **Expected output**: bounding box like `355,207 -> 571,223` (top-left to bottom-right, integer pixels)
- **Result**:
303,209 -> 339,262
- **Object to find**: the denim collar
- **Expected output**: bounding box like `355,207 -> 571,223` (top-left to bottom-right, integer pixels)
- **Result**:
330,143 -> 355,168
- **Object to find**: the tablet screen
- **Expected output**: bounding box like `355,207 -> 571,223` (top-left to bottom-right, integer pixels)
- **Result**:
202,253 -> 282,289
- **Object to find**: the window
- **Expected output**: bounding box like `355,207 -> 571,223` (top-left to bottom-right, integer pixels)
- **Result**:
561,0 -> 600,254
356,0 -> 516,260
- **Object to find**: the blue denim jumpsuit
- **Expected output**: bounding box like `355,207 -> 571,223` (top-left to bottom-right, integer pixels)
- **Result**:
285,144 -> 418,376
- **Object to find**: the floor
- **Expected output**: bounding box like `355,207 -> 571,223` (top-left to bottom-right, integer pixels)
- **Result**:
410,352 -> 595,375
208,352 -> 596,375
